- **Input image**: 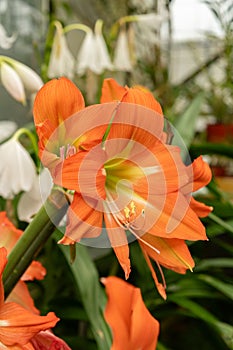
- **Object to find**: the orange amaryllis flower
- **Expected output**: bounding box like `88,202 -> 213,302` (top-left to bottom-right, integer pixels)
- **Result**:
0,212 -> 46,282
102,276 -> 159,350
0,247 -> 59,348
100,77 -> 163,115
34,78 -> 212,299
33,77 -> 85,171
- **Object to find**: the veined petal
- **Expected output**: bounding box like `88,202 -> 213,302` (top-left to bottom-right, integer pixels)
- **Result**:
104,212 -> 131,279
103,276 -> 159,350
0,303 -> 58,346
190,197 -> 213,218
0,212 -> 21,252
147,191 -> 208,241
101,78 -> 163,115
140,234 -> 195,273
59,193 -> 103,244
33,77 -> 85,138
1,62 -> 25,104
183,156 -> 212,193
6,281 -> 39,315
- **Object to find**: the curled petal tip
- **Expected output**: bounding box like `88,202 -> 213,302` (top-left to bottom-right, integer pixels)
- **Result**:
100,277 -> 106,285
58,236 -> 76,245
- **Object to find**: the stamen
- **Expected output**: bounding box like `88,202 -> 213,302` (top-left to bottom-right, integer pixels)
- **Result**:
59,144 -> 77,160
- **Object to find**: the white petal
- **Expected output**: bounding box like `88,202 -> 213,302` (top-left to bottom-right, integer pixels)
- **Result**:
0,139 -> 36,198
76,32 -> 96,75
0,120 -> 17,142
0,62 -> 25,103
48,28 -> 75,79
13,62 -> 43,92
0,24 -> 17,49
18,168 -> 53,222
94,33 -> 113,74
113,30 -> 133,72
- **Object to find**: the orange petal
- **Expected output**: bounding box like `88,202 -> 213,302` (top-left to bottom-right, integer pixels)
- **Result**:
31,330 -> 71,350
0,212 -> 22,252
0,247 -> 7,306
103,276 -> 159,350
101,78 -> 128,102
104,212 -> 131,279
185,156 -> 212,192
33,77 -> 85,128
101,78 -> 163,115
0,303 -> 58,346
190,197 -> 213,218
59,193 -> 103,243
7,281 -> 39,315
22,261 -> 46,282
139,234 -> 195,273
33,77 -> 85,149
147,191 -> 208,241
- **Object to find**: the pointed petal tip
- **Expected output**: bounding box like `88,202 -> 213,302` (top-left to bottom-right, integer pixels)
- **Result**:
58,236 -> 76,245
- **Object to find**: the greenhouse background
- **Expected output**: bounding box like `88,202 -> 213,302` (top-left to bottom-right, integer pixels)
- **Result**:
0,0 -> 232,349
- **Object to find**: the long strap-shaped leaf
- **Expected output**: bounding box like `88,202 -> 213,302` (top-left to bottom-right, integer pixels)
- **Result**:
58,241 -> 112,350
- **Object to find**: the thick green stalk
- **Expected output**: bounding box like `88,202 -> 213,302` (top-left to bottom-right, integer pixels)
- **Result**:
3,188 -> 69,298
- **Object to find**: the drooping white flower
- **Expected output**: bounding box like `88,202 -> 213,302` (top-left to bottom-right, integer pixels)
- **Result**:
18,168 -> 53,222
0,61 -> 26,103
113,29 -> 133,72
0,24 -> 17,49
76,20 -> 113,75
0,120 -> 17,143
13,61 -> 43,92
0,138 -> 36,199
0,58 -> 43,104
47,21 -> 75,79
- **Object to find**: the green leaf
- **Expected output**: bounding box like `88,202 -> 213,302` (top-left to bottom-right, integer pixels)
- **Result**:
58,241 -> 112,350
169,297 -> 233,349
198,274 -> 233,300
208,213 -> 233,235
173,93 -> 204,149
195,258 -> 233,271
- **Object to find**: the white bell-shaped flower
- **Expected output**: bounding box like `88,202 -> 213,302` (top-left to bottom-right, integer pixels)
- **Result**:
0,61 -> 26,104
0,24 -> 17,49
0,120 -> 17,143
13,61 -> 43,92
18,168 -> 53,222
47,21 -> 75,79
113,29 -> 133,72
0,138 -> 36,199
77,20 -> 113,75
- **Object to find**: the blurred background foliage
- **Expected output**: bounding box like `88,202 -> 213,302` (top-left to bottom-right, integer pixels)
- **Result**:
0,0 -> 233,349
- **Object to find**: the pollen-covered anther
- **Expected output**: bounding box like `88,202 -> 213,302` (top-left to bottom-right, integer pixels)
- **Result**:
123,201 -> 137,221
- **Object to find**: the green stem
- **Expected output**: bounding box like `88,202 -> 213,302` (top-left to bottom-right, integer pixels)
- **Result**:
3,188 -> 69,298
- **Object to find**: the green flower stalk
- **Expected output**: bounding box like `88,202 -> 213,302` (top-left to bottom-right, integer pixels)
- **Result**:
3,188 -> 69,298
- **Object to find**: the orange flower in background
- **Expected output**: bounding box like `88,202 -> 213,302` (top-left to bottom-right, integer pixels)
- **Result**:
0,247 -> 59,348
33,77 -> 212,299
0,212 -> 46,282
100,77 -> 163,115
102,276 -> 160,350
